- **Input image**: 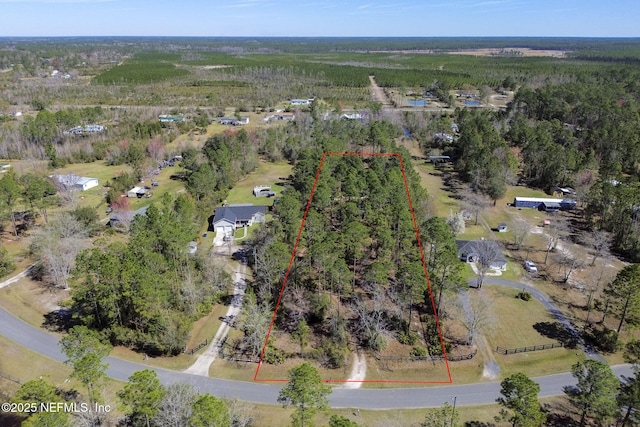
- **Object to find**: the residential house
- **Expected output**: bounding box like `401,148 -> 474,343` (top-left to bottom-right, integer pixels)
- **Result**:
211,204 -> 266,237
291,98 -> 313,106
456,239 -> 507,271
263,112 -> 295,122
219,116 -> 249,126
52,174 -> 99,191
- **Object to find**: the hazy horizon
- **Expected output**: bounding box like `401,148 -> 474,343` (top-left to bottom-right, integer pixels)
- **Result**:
0,0 -> 638,38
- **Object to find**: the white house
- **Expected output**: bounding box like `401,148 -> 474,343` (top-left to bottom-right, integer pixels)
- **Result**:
211,204 -> 266,238
53,174 -> 99,191
76,177 -> 99,191
290,98 -> 314,106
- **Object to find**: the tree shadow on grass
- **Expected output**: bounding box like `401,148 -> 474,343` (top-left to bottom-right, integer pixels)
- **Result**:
532,321 -> 578,348
0,413 -> 23,427
543,398 -> 580,427
464,422 -> 496,427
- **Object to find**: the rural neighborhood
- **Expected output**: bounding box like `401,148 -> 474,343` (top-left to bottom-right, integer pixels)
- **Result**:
0,34 -> 639,427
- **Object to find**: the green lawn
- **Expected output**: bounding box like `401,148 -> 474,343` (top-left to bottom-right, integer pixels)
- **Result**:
482,285 -> 584,378
50,160 -> 187,216
225,161 -> 292,207
412,161 -> 460,218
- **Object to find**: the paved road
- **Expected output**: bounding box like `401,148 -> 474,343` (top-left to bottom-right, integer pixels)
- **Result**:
476,278 -> 606,363
0,299 -> 633,409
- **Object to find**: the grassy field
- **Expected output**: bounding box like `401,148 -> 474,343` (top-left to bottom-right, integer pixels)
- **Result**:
0,334 -> 125,425
0,276 -> 67,329
246,394 -> 567,427
225,161 -> 292,207
413,162 -> 461,218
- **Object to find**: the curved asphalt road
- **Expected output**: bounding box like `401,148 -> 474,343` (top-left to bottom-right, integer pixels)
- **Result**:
476,278 -> 606,363
0,279 -> 632,409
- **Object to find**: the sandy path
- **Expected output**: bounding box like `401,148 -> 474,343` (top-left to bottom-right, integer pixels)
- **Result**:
339,350 -> 367,389
476,335 -> 500,380
0,265 -> 34,289
184,261 -> 247,376
369,75 -> 393,107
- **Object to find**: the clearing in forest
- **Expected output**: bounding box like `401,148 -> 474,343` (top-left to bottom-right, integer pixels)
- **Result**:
254,152 -> 452,384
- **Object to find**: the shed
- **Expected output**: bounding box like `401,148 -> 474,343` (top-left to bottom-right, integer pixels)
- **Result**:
497,223 -> 508,232
539,202 -> 561,213
127,186 -> 147,198
550,186 -> 576,197
253,185 -> 274,197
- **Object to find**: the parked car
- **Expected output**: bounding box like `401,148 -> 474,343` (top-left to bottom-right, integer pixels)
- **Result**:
524,260 -> 538,273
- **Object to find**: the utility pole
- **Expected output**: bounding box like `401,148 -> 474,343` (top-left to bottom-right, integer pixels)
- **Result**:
450,396 -> 457,427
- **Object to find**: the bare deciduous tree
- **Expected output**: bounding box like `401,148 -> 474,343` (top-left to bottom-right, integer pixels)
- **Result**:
544,219 -> 568,264
554,251 -> 586,284
225,398 -> 255,427
53,173 -> 81,209
198,254 -> 233,294
447,210 -> 466,235
153,383 -> 197,427
461,187 -> 491,226
351,295 -> 389,351
30,212 -> 89,289
240,292 -> 272,358
471,239 -> 503,288
512,217 -> 531,250
459,290 -> 496,346
579,228 -> 612,266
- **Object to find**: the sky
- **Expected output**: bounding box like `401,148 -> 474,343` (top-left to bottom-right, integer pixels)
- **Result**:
0,0 -> 638,38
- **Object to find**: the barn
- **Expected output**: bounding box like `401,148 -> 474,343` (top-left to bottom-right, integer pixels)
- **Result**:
513,197 -> 576,211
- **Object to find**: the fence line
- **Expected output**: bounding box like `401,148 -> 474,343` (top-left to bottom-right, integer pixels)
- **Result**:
374,349 -> 477,363
0,371 -> 22,385
183,338 -> 208,355
495,342 -> 564,355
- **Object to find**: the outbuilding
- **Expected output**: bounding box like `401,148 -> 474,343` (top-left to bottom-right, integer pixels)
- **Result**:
539,202 -> 561,213
127,186 -> 148,198
513,197 -> 576,211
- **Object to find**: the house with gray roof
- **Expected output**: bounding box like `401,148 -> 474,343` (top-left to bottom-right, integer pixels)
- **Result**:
455,239 -> 507,271
211,204 -> 266,238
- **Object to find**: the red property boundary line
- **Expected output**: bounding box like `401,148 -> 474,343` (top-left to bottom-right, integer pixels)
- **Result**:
253,152 -> 452,384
